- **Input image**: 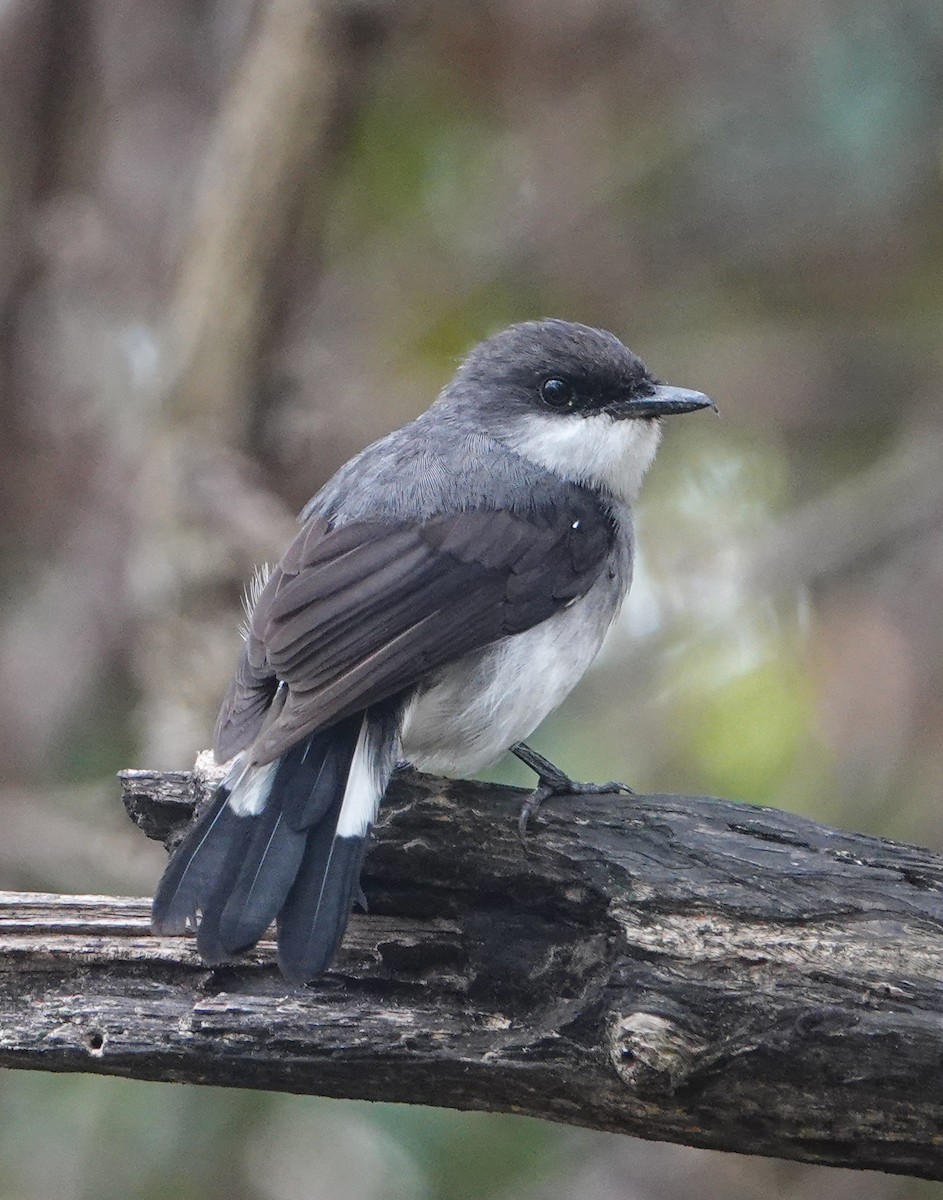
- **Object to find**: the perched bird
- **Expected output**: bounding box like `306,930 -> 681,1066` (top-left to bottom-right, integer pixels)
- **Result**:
152,318 -> 713,981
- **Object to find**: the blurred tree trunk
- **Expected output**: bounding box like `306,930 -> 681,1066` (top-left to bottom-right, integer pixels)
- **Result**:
0,0 -> 403,788
137,0 -> 398,767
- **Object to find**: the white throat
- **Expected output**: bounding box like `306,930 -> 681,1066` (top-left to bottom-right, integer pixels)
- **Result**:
502,412 -> 662,503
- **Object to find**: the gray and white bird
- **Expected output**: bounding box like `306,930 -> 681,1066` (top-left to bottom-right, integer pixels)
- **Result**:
152,319 -> 713,981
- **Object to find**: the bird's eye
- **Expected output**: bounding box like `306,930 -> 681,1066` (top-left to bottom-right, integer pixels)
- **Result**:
540,377 -> 575,409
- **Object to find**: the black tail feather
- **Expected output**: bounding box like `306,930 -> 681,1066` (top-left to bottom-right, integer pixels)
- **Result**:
152,711 -> 379,977
275,701 -> 402,981
277,821 -> 370,982
280,714 -> 361,830
194,739 -> 313,960
151,783 -> 244,935
197,799 -> 305,961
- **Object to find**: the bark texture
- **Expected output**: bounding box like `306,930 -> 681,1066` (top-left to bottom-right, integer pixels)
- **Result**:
2,763 -> 943,1181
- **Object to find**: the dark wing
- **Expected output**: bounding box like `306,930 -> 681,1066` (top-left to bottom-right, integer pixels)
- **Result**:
215,490 -> 613,764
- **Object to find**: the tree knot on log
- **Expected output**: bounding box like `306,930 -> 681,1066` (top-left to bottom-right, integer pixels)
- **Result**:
85,1028 -> 106,1057
608,1011 -> 705,1095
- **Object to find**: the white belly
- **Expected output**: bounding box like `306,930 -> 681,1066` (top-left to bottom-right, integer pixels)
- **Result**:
400,579 -> 621,776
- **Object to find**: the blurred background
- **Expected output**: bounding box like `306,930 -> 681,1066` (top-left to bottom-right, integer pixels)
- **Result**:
1,0 -> 942,1197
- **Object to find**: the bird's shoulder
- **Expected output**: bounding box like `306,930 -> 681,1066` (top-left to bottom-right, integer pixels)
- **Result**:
300,419 -> 607,527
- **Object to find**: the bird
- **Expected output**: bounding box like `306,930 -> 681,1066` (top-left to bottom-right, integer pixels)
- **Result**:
151,318 -> 714,982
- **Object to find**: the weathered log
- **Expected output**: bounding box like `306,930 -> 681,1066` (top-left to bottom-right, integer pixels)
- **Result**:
2,762 -> 943,1181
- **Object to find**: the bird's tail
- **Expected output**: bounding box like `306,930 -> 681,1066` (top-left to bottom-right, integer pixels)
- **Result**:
151,704 -> 400,981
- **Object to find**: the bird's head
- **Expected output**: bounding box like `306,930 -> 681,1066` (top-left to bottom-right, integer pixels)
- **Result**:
441,318 -> 715,502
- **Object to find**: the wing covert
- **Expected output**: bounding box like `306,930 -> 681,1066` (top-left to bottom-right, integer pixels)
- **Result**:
215,490 -> 613,764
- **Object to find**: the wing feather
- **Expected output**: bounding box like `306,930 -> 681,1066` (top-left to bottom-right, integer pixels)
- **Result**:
216,488 -> 613,764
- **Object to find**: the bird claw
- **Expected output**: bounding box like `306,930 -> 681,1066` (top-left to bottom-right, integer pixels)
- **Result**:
562,779 -> 633,798
516,775 -> 634,842
518,784 -> 553,841
510,741 -> 635,841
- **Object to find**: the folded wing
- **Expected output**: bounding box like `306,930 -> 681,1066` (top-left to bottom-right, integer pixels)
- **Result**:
216,488 -> 613,764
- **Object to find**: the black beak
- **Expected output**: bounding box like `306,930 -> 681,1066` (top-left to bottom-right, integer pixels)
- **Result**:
612,384 -> 717,420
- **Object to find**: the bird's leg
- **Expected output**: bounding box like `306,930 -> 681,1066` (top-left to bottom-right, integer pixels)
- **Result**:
510,742 -> 632,839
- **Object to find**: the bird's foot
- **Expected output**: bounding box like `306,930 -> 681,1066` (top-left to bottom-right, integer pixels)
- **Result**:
510,743 -> 632,840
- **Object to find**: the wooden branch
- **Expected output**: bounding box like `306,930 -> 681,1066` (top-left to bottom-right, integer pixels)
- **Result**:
4,765 -> 943,1181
